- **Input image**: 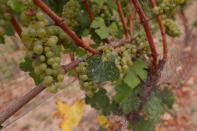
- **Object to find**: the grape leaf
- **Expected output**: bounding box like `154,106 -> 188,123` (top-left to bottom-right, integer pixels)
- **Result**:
157,89 -> 175,109
132,117 -> 155,131
119,87 -> 141,114
113,82 -> 131,103
91,17 -> 109,39
124,59 -> 147,89
20,57 -> 42,85
0,36 -> 5,44
144,92 -> 165,122
87,55 -> 120,83
56,100 -> 85,131
85,88 -> 111,114
7,0 -> 25,13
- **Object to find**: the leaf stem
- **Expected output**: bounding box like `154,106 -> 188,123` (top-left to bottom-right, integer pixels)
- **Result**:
131,0 -> 158,68
32,0 -> 99,54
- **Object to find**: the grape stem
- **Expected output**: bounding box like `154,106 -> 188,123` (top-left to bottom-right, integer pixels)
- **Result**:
116,0 -> 129,39
130,0 -> 158,69
10,16 -> 22,37
82,0 -> 95,21
150,0 -> 168,61
32,0 -> 99,54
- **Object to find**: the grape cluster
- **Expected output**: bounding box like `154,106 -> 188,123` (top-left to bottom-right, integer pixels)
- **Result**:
21,11 -> 65,93
153,0 -> 185,17
76,62 -> 97,96
62,0 -> 81,29
163,19 -> 181,37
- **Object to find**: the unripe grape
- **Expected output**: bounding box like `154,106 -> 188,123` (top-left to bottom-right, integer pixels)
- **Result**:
47,58 -> 55,65
46,51 -> 54,58
47,85 -> 57,93
38,28 -> 47,37
52,63 -> 59,69
39,63 -> 47,71
57,74 -> 64,81
36,12 -> 45,20
43,76 -> 53,86
45,68 -> 53,75
39,55 -> 46,62
79,75 -> 88,81
47,36 -> 58,47
44,47 -> 51,52
33,44 -> 43,55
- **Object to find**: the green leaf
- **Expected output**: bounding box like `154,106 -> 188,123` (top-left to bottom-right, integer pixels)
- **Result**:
85,88 -> 111,114
0,36 -> 5,44
108,23 -> 119,37
7,0 -> 25,13
124,59 -> 147,89
132,117 -> 155,131
91,17 -> 106,29
20,57 -> 42,85
124,69 -> 141,90
95,27 -> 109,39
158,89 -> 175,109
91,17 -> 109,39
120,87 -> 141,114
113,82 -> 131,103
87,55 -> 120,84
144,92 -> 165,122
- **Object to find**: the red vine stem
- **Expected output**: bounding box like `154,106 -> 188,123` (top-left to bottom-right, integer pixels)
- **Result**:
32,0 -> 99,54
82,0 -> 95,21
131,0 -> 158,68
129,10 -> 136,34
150,0 -> 168,61
116,0 -> 129,39
10,16 -> 22,37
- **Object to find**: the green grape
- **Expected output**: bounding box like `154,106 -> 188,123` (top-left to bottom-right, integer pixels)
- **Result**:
39,63 -> 47,71
36,12 -> 45,21
45,68 -> 53,75
47,36 -> 58,47
39,55 -> 46,62
52,63 -> 59,69
46,51 -> 54,58
47,85 -> 57,93
47,58 -> 55,65
43,76 -> 53,86
57,74 -> 64,82
33,44 -> 43,55
38,28 -> 47,37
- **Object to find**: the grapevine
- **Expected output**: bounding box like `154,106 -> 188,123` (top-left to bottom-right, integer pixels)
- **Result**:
0,0 -> 194,130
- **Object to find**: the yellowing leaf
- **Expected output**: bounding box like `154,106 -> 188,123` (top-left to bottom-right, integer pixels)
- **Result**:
97,115 -> 109,129
56,100 -> 85,131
